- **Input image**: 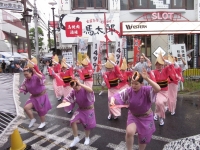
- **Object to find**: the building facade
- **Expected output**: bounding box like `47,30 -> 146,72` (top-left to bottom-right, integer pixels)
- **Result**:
58,0 -> 199,69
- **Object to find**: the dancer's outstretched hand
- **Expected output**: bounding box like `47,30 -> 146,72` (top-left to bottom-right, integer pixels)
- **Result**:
141,68 -> 148,80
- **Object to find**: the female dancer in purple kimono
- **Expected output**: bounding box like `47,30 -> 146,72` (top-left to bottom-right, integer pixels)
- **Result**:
109,69 -> 160,150
20,67 -> 52,129
62,79 -> 96,147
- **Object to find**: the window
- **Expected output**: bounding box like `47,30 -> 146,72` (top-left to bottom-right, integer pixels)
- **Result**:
126,0 -> 186,9
186,0 -> 194,10
72,0 -> 108,9
171,0 -> 185,9
120,0 -> 129,10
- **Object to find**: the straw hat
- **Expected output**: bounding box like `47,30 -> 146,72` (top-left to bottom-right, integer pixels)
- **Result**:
120,58 -> 127,70
155,53 -> 164,65
81,56 -> 89,66
61,58 -> 67,68
108,53 -> 116,63
105,53 -> 115,69
27,57 -> 37,68
168,55 -> 175,64
52,55 -> 59,64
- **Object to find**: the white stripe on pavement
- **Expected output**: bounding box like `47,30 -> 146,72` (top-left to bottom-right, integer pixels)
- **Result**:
44,113 -> 174,143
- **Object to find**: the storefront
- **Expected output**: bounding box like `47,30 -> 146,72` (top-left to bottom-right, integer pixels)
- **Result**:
120,11 -> 200,68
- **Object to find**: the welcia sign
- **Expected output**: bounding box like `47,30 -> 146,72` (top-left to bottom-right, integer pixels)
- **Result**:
0,1 -> 22,11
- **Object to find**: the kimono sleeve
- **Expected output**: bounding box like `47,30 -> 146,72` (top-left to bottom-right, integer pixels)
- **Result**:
144,86 -> 157,103
19,79 -> 28,94
63,90 -> 76,104
109,88 -> 131,105
86,91 -> 95,102
34,74 -> 46,85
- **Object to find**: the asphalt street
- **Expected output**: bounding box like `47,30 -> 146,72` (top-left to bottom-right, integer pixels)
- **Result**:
2,75 -> 200,150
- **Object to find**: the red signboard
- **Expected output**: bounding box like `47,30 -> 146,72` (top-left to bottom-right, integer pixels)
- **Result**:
49,21 -> 59,28
65,22 -> 82,37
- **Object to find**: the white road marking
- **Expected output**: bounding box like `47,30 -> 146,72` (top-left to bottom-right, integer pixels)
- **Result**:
21,119 -> 100,150
44,113 -> 174,142
107,141 -> 139,150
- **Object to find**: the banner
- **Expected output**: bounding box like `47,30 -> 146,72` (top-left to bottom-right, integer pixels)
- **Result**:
115,39 -> 122,65
78,38 -> 88,53
91,39 -> 100,72
96,41 -> 104,72
133,38 -> 141,65
119,38 -> 127,66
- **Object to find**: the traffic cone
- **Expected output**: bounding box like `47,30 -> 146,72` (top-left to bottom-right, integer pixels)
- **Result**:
10,129 -> 26,150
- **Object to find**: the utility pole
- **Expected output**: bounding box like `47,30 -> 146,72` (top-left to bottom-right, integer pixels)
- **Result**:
48,21 -> 51,50
52,7 -> 57,54
34,0 -> 39,67
10,30 -> 13,56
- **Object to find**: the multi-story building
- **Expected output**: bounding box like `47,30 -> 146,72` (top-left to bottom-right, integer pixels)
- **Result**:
0,9 -> 27,56
57,0 -> 199,69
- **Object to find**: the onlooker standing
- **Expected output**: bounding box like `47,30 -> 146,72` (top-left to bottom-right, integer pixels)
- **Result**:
1,60 -> 6,73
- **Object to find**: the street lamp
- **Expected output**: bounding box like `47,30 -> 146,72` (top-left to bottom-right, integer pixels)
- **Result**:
20,0 -> 32,59
49,2 -> 57,54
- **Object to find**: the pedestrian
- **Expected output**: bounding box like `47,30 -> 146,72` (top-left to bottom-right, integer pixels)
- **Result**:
76,56 -> 94,88
1,60 -> 6,73
132,53 -> 151,85
102,53 -> 124,120
148,54 -> 177,126
109,69 -> 160,150
19,65 -> 52,129
62,79 -> 96,147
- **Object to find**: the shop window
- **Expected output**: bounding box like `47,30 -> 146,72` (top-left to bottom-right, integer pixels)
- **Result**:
171,0 -> 185,9
186,0 -> 194,10
120,0 -> 129,10
127,0 -> 187,9
72,0 -> 108,9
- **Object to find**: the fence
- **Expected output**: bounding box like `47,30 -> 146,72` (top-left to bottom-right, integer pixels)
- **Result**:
93,73 -> 103,86
183,69 -> 200,80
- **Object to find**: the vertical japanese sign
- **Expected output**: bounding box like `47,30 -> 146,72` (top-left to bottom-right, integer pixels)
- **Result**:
92,40 -> 100,72
133,38 -> 141,65
62,51 -> 73,65
197,0 -> 200,21
193,34 -> 198,68
168,34 -> 174,53
115,39 -> 122,65
65,22 -> 82,37
78,38 -> 88,53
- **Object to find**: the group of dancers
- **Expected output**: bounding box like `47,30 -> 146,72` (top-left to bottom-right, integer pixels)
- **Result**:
17,52 -> 185,150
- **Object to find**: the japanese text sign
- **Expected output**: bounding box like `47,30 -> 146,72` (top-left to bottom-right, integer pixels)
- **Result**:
65,22 -> 82,37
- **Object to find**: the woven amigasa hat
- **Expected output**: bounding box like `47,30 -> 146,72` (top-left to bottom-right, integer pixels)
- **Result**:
168,54 -> 175,64
81,56 -> 89,66
61,58 -> 67,68
120,58 -> 128,70
155,52 -> 164,65
105,53 -> 115,69
52,55 -> 59,64
27,57 -> 37,68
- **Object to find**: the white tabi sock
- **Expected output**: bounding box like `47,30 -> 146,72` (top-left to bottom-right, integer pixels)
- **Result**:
28,118 -> 36,128
70,136 -> 80,147
84,137 -> 90,145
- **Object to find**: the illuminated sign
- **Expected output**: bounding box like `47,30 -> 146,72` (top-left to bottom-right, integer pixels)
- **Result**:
121,22 -> 200,35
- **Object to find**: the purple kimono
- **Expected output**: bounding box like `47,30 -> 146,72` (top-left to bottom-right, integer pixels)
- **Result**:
111,86 -> 156,144
20,74 -> 52,116
64,87 -> 96,130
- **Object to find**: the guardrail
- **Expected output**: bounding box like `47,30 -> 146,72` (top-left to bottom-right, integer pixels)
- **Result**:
183,69 -> 200,80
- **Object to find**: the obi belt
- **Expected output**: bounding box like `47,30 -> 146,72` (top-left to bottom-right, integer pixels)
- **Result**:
84,74 -> 92,79
157,80 -> 168,88
62,76 -> 72,83
109,78 -> 119,87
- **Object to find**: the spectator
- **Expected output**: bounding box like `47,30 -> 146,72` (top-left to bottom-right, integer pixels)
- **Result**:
1,60 -> 6,73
